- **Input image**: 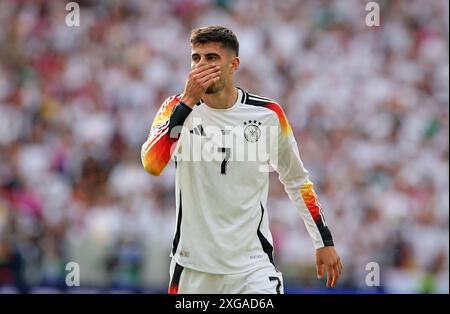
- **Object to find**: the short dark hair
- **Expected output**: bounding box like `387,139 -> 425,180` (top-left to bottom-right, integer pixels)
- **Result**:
190,26 -> 239,57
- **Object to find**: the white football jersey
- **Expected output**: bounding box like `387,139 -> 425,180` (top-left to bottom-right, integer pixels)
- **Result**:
141,87 -> 334,274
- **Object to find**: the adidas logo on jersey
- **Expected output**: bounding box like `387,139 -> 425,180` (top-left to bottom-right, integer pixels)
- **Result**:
190,124 -> 206,136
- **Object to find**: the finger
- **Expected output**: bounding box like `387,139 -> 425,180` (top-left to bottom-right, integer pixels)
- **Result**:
198,71 -> 221,85
192,65 -> 219,77
316,262 -> 324,279
326,266 -> 334,288
192,63 -> 219,76
197,67 -> 221,80
193,70 -> 220,84
332,263 -> 340,287
194,67 -> 220,80
200,76 -> 220,89
192,62 -> 213,71
336,258 -> 342,275
338,259 -> 343,275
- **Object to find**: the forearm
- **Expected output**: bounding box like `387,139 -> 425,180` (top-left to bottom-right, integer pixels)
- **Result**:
275,132 -> 334,248
141,98 -> 192,175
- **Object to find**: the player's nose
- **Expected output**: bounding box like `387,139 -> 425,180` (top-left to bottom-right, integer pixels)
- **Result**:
195,57 -> 206,67
198,57 -> 215,68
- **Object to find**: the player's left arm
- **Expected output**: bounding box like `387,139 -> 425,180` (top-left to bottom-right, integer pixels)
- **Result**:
268,102 -> 343,288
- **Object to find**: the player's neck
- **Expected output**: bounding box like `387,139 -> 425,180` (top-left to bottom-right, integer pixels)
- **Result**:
203,85 -> 238,110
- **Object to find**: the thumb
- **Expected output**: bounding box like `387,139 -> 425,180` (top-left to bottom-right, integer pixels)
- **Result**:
316,260 -> 324,279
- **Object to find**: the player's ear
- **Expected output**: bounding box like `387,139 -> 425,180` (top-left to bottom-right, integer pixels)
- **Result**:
230,57 -> 240,73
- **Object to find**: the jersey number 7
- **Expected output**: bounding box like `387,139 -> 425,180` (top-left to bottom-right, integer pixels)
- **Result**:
218,147 -> 230,175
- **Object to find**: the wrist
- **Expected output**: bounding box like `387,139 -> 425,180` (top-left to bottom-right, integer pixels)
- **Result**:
180,96 -> 196,108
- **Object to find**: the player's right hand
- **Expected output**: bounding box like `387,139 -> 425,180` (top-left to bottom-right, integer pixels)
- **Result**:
181,63 -> 221,107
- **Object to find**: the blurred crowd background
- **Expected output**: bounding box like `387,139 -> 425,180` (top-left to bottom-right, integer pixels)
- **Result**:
0,0 -> 448,293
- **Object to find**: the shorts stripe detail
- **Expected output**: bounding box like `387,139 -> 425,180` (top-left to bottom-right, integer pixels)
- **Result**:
269,276 -> 282,294
168,263 -> 184,294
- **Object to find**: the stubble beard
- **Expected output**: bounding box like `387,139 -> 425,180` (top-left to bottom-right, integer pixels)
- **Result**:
205,79 -> 224,94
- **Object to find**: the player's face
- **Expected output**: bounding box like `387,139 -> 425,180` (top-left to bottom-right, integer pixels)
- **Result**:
191,42 -> 239,94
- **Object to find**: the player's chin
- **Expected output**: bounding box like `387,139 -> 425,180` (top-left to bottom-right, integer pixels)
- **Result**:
205,83 -> 220,94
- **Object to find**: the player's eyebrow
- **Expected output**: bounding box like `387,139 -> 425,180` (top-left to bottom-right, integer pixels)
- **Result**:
191,52 -> 220,59
205,52 -> 220,58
